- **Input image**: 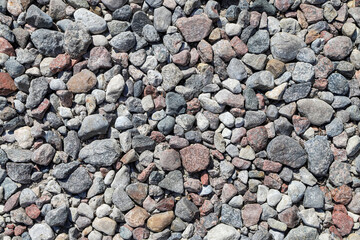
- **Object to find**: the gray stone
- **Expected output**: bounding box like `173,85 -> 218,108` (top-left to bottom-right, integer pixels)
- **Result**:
154,7 -> 172,32
304,136 -> 333,177
142,24 -> 160,42
19,188 -> 37,207
246,71 -> 274,91
4,148 -> 31,162
58,167 -> 92,194
247,30 -> 270,54
329,161 -> 352,187
292,62 -> 314,83
267,135 -> 307,168
4,59 -> 24,78
79,139 -> 120,167
226,58 -> 247,81
303,186 -> 324,209
112,186 -> 135,211
244,110 -> 267,129
220,204 -> 242,228
53,161 -> 80,179
74,8 -> 107,34
297,99 -> 334,126
109,31 -> 136,52
131,11 -> 152,36
78,114 -> 109,140
175,197 -> 199,222
30,29 -> 64,57
270,32 -> 306,62
287,181 -> 306,204
161,64 -> 183,91
158,170 -> 184,194
166,92 -> 186,116
283,83 -> 311,103
26,4 -> 53,28
325,117 -> 343,137
6,162 -> 33,184
29,223 -> 54,240
284,226 -> 318,240
64,22 -> 92,59
45,206 -> 68,227
327,73 -> 349,95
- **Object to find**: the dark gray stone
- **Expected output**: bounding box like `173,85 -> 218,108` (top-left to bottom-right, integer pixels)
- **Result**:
30,29 -> 64,57
79,139 -> 121,167
158,170 -> 184,194
45,206 -> 68,227
303,186 -> 324,209
6,162 -> 33,184
327,73 -> 349,95
166,92 -> 187,116
58,167 -> 92,194
304,136 -> 333,177
282,83 -> 311,103
53,161 -> 80,179
26,4 -> 53,28
175,197 -> 199,222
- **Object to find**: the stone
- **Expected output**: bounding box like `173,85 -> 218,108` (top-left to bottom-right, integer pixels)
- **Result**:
246,70 -> 274,90
79,139 -> 120,167
176,14 -> 212,42
58,167 -> 92,194
92,217 -> 117,235
284,226 -> 318,240
74,8 -> 107,34
78,114 -> 109,140
131,11 -> 152,36
159,149 -> 181,171
112,187 -> 134,211
175,197 -> 199,222
109,31 -> 136,52
154,7 -> 172,32
0,72 -> 16,96
292,62 -> 314,83
297,99 -> 334,126
32,144 -> 55,166
25,77 -> 49,109
180,144 -> 210,173
303,186 -> 324,209
206,224 -> 240,240
26,4 -> 53,28
6,162 -> 33,184
161,64 -> 183,91
304,136 -> 333,177
64,22 -> 91,59
288,181 -> 306,203
329,161 -> 352,187
247,30 -> 269,54
270,32 -> 306,62
29,223 -> 54,240
158,170 -> 184,194
147,211 -> 175,232
30,29 -> 64,57
327,73 -> 349,95
324,36 -> 353,60
45,206 -> 68,227
226,58 -> 247,81
283,83 -> 311,103
125,206 -> 150,228
242,204 -> 262,227
267,135 -> 307,168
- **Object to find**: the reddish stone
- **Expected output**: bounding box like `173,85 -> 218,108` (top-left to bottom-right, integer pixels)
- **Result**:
72,60 -> 88,74
243,190 -> 257,203
323,36 -> 353,61
87,46 -> 112,71
242,204 -> 262,227
57,90 -> 73,108
220,183 -> 238,203
154,95 -> 166,110
320,31 -> 333,42
143,85 -> 156,98
331,146 -> 347,162
67,69 -> 97,93
49,54 -> 71,73
253,158 -> 282,172
232,157 -> 251,170
256,93 -> 265,109
278,206 -> 300,228
0,72 -> 17,96
230,36 -> 248,57
124,206 -> 150,228
169,136 -> 189,149
250,11 -> 261,27
133,227 -> 150,240
210,177 -> 226,190
336,4 -> 347,22
184,178 -> 202,193
332,205 -> 353,236
137,163 -> 156,182
7,224 -> 14,229
150,131 -> 165,143
3,192 -> 21,213
210,149 -> 224,160
30,98 -> 50,119
0,37 -> 15,56
189,193 -> 204,206
240,137 -> 248,147
180,144 -> 210,173
300,4 -> 323,24
246,126 -> 268,152
200,172 -> 209,185
25,204 -> 41,219
313,78 -> 328,90
187,98 -> 201,115
292,115 -> 310,135
156,197 -> 175,211
197,40 -> 213,63
189,48 -> 199,67
172,50 -> 190,66
315,56 -> 334,79
14,225 -> 26,236
274,0 -> 293,12
199,200 -> 213,216
281,183 -> 288,193
331,185 -> 352,205
213,39 -> 236,62
176,14 -> 212,42
264,174 -> 282,189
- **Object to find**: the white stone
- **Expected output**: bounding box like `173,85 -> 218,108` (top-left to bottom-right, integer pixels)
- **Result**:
206,223 -> 240,240
14,126 -> 33,149
267,189 -> 282,207
106,74 -> 125,103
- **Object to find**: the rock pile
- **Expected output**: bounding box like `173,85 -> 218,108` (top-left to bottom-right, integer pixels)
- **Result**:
0,0 -> 360,239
